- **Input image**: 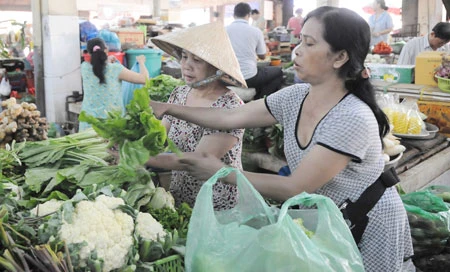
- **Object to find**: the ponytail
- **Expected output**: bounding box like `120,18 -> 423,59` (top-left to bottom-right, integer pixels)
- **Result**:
86,38 -> 108,84
345,78 -> 390,142
91,50 -> 107,84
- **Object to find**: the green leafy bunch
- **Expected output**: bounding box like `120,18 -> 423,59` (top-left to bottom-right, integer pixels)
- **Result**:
146,74 -> 184,102
79,88 -> 178,175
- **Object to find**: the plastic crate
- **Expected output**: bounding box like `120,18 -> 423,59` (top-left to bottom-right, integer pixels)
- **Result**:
435,76 -> 450,93
151,255 -> 184,272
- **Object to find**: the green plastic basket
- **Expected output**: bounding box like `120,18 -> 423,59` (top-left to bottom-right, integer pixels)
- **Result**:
435,75 -> 450,93
151,255 -> 184,272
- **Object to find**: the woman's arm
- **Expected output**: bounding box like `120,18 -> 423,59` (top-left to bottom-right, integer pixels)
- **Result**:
118,55 -> 149,84
181,145 -> 351,202
151,98 -> 277,130
146,133 -> 239,171
373,28 -> 393,37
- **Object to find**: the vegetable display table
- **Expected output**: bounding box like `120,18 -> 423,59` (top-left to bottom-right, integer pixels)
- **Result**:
243,135 -> 450,193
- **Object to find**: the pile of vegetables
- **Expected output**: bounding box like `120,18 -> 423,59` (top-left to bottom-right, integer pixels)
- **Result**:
79,87 -> 179,176
0,98 -> 49,148
434,53 -> 450,79
382,132 -> 406,163
364,53 -> 387,64
399,186 -> 450,271
372,41 -> 393,54
0,191 -> 186,272
143,74 -> 184,102
0,88 -> 192,271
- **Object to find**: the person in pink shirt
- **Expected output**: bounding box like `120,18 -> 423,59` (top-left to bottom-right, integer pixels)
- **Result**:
287,8 -> 304,40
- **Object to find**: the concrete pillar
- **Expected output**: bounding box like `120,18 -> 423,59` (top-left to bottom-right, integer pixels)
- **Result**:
281,0 -> 293,26
32,0 -> 81,123
418,0 -> 444,35
31,0 -> 45,116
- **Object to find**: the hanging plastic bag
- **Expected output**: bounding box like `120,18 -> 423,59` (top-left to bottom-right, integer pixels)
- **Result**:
122,62 -> 143,108
185,167 -> 365,272
0,77 -> 11,96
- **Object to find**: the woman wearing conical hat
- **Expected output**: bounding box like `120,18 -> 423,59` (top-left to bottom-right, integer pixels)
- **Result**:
146,22 -> 246,210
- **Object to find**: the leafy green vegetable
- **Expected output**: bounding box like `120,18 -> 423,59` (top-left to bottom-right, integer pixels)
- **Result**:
79,87 -> 179,176
144,74 -> 184,102
147,202 -> 192,238
19,128 -> 111,169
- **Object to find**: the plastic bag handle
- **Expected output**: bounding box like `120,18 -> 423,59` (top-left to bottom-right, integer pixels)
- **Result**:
203,166 -> 239,186
202,167 -> 276,224
278,192 -> 340,223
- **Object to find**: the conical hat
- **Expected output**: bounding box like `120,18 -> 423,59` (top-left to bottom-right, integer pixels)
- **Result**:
151,22 -> 247,88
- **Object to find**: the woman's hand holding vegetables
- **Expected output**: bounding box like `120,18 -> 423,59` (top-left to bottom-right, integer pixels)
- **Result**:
179,152 -> 225,181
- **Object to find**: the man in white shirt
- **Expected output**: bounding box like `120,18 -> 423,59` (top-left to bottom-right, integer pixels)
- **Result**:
251,9 -> 266,32
397,22 -> 450,65
227,2 -> 283,99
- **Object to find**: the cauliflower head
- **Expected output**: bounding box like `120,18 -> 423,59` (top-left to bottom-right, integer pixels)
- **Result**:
58,195 -> 134,272
135,212 -> 166,241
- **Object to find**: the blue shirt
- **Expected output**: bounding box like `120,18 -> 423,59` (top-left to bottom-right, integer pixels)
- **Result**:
368,11 -> 394,46
79,62 -> 124,131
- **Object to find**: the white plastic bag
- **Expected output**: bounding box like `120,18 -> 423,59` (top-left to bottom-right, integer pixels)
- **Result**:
0,77 -> 11,96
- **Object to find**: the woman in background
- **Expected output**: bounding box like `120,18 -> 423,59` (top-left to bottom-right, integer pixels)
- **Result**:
368,0 -> 394,46
79,38 -> 149,131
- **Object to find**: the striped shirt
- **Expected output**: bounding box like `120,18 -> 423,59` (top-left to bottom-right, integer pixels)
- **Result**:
397,35 -> 450,65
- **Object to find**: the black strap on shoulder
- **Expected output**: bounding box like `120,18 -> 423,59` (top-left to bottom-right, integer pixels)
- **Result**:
340,167 -> 400,245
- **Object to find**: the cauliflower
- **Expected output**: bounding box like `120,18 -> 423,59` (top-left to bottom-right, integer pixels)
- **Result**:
58,195 -> 134,272
30,199 -> 63,216
135,212 -> 166,241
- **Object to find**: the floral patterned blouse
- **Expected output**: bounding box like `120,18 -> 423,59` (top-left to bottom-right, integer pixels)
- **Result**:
79,62 -> 124,131
163,85 -> 244,210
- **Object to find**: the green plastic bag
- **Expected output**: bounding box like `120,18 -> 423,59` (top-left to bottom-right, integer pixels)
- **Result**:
401,190 -> 450,257
425,185 -> 450,203
401,191 -> 449,213
185,167 -> 365,272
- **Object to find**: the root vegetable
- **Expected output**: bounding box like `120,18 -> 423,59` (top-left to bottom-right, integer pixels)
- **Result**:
383,153 -> 390,163
385,144 -> 406,156
5,121 -> 18,134
20,109 -> 31,118
9,104 -> 24,118
383,137 -> 395,149
27,103 -> 37,111
0,98 -> 49,145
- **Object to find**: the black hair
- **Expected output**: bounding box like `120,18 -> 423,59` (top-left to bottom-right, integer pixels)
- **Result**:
234,2 -> 252,18
304,6 -> 390,142
86,38 -> 107,84
432,22 -> 450,40
376,0 -> 389,11
251,9 -> 260,15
